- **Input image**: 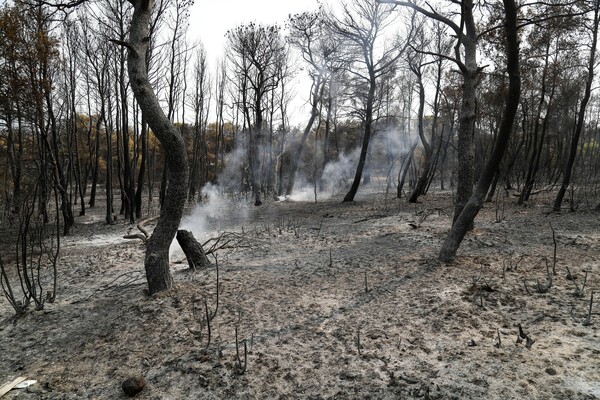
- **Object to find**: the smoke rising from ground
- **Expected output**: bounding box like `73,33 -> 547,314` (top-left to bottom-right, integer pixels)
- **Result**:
288,147 -> 360,201
170,126 -> 415,259
288,127 -> 416,201
170,182 -> 250,260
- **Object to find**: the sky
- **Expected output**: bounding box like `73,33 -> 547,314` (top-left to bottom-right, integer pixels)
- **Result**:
186,0 -> 321,125
188,0 -> 320,65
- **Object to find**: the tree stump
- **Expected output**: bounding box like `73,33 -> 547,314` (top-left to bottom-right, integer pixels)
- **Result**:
176,230 -> 211,271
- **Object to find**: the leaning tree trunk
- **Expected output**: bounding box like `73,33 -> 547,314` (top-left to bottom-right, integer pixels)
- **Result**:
176,230 -> 211,271
439,0 -> 520,262
123,0 -> 189,294
344,73 -> 376,202
553,1 -> 599,212
408,66 -> 432,203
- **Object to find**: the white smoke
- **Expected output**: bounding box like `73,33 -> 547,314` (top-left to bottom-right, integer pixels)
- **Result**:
180,183 -> 249,235
287,126 -> 415,202
215,145 -> 248,194
287,147 -> 360,202
171,125 -> 416,263
169,148 -> 251,261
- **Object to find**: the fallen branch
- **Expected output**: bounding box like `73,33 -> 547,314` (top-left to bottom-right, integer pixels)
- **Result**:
123,218 -> 156,242
123,233 -> 147,242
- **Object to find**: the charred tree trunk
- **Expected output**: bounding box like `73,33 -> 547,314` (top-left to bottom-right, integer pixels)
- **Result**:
398,140 -> 419,199
439,0 -> 520,262
519,39 -> 553,204
104,109 -> 114,224
89,110 -> 102,208
408,63 -> 431,203
176,230 -> 211,271
122,0 -> 189,294
553,2 -> 599,212
135,116 -> 147,218
344,73 -> 376,202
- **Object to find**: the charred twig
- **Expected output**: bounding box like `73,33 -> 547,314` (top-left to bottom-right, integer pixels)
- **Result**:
398,374 -> 420,385
202,231 -> 254,255
188,257 -> 220,351
573,271 -> 588,298
408,210 -> 431,229
234,326 -> 247,375
505,253 -> 525,272
583,291 -> 594,326
523,279 -> 532,296
494,328 -> 501,348
205,256 -> 220,350
83,271 -> 144,301
569,304 -> 577,322
316,220 -> 323,235
518,324 -> 527,340
525,335 -> 536,349
537,260 -> 552,293
204,299 -> 212,349
495,188 -> 506,223
549,223 -> 557,275
517,324 -> 535,349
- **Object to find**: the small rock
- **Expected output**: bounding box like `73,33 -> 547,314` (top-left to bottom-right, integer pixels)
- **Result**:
467,339 -> 477,347
25,384 -> 43,395
122,376 -> 146,397
339,371 -> 362,381
545,367 -> 557,376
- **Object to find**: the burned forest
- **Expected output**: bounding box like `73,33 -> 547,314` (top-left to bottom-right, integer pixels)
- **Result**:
0,0 -> 599,398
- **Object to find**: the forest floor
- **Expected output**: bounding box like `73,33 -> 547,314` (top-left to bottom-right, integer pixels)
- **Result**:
0,187 -> 599,399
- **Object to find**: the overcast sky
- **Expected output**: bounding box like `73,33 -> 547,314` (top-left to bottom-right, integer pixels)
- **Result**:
188,0 -> 320,64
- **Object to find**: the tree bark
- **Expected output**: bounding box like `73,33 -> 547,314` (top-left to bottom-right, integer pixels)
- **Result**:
408,64 -> 431,203
344,75 -> 376,202
439,0 -> 520,262
125,0 -> 189,294
176,230 -> 211,271
553,2 -> 599,211
382,0 -> 478,225
135,116 -> 147,218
